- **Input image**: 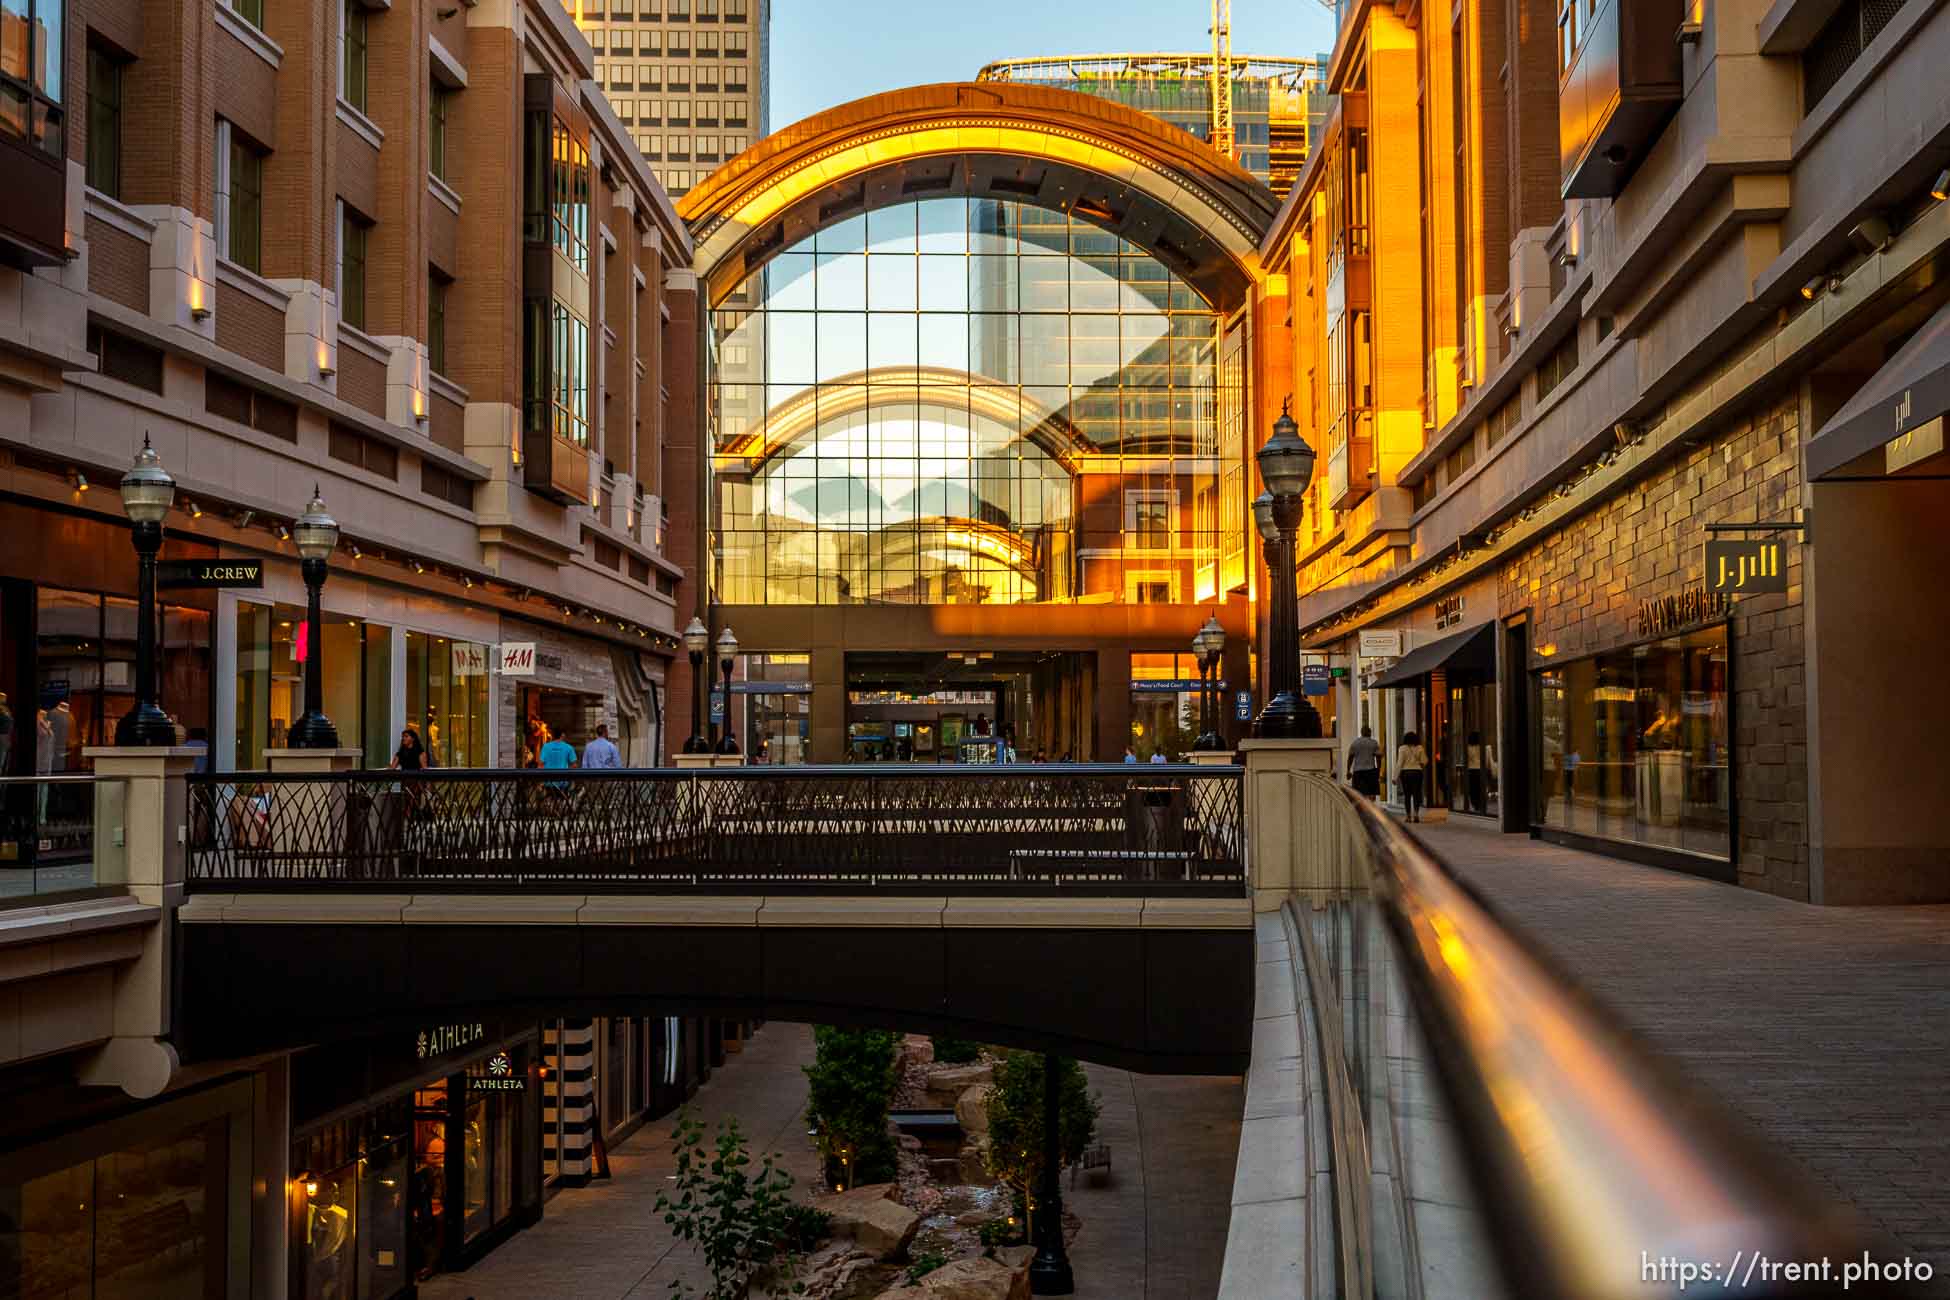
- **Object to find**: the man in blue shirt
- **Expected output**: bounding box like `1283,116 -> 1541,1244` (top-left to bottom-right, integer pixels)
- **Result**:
539,735 -> 578,769
581,723 -> 621,769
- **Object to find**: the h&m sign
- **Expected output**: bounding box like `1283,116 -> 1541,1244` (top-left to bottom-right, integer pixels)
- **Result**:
1636,588 -> 1729,638
497,643 -> 564,677
1705,538 -> 1788,595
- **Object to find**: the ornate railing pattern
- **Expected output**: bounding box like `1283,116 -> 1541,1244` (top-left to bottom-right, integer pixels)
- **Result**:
184,765 -> 1246,894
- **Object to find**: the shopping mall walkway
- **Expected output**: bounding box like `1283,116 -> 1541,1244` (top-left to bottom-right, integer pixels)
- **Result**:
419,1023 -> 1241,1300
1415,817 -> 1950,1293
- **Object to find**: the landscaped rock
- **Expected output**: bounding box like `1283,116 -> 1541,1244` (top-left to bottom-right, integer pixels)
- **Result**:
953,1086 -> 989,1135
809,1183 -> 920,1261
957,1137 -> 992,1184
879,1256 -> 1029,1300
924,1062 -> 992,1103
991,1245 -> 1035,1273
929,1157 -> 963,1183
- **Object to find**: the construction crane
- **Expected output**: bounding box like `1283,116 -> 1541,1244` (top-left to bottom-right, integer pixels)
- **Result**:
1209,0 -> 1235,161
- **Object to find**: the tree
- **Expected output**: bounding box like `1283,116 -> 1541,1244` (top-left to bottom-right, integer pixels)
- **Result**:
654,1112 -> 805,1300
802,1025 -> 900,1188
930,1035 -> 981,1064
983,1051 -> 1099,1224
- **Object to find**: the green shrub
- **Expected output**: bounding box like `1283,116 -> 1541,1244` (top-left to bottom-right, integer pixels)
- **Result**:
653,1112 -> 805,1300
782,1203 -> 831,1254
905,1250 -> 949,1282
983,1052 -> 1100,1210
803,1026 -> 900,1188
978,1215 -> 1025,1249
930,1035 -> 981,1064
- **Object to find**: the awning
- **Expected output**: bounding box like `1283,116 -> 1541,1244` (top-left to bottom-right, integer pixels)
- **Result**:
1369,620 -> 1496,689
1806,297 -> 1950,480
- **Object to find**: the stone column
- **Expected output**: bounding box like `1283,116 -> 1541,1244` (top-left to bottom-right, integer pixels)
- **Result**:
1239,738 -> 1338,912
264,748 -> 366,879
75,747 -> 199,1098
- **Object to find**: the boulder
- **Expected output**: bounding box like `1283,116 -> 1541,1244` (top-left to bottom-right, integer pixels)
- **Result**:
928,1157 -> 963,1183
992,1245 -> 1035,1273
957,1137 -> 992,1184
953,1086 -> 989,1135
924,1063 -> 992,1102
904,1035 -> 935,1067
808,1184 -> 920,1261
899,1256 -> 1030,1300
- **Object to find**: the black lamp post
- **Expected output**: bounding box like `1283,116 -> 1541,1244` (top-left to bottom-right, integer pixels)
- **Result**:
1192,615 -> 1227,751
287,488 -> 342,749
1028,1051 -> 1075,1295
682,616 -> 710,753
116,436 -> 178,747
713,626 -> 741,755
1254,404 -> 1323,740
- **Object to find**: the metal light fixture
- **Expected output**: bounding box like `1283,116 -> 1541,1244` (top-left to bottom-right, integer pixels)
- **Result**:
682,616 -> 711,753
276,523 -> 291,541
1252,403 -> 1322,740
70,469 -> 89,493
1192,615 -> 1227,752
714,626 -> 742,755
116,435 -> 177,746
288,488 -> 341,749
1933,169 -> 1950,203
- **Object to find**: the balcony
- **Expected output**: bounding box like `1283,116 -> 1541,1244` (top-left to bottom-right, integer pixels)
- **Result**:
523,430 -> 589,504
1327,410 -> 1374,512
1558,0 -> 1685,199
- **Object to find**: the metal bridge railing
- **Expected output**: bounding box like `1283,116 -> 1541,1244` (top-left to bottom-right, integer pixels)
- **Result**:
184,764 -> 1245,895
1282,773 -> 1911,1299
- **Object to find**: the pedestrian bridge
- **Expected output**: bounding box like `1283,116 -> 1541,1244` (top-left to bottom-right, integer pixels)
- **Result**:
171,765 -> 1255,1073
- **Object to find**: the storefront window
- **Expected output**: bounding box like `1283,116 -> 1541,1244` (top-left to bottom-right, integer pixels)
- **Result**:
741,653 -> 810,764
235,602 -> 387,769
518,687 -> 600,767
411,1081 -> 448,1278
1535,625 -> 1730,858
294,1095 -> 411,1300
1,1117 -> 230,1298
406,632 -> 491,767
35,587 -> 211,770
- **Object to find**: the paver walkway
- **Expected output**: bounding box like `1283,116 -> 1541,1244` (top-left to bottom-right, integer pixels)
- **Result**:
1414,817 -> 1950,1293
421,1023 -> 1243,1300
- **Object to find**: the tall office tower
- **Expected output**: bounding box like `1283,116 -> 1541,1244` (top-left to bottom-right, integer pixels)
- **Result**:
976,55 -> 1326,195
575,0 -> 772,197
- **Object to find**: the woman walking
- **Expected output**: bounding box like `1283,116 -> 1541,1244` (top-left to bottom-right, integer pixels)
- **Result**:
1397,730 -> 1429,822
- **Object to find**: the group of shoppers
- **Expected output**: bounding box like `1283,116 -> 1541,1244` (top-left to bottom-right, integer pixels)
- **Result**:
1346,725 -> 1490,822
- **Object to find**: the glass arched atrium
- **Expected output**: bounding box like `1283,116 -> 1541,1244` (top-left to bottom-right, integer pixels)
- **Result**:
708,197 -> 1244,607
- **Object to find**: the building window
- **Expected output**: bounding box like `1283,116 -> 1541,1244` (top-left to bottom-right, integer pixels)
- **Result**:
423,460 -> 473,509
341,0 -> 370,112
88,321 -> 163,392
428,272 -> 449,375
225,0 -> 264,28
1536,332 -> 1580,402
1804,0 -> 1908,111
207,372 -> 299,441
221,124 -> 265,272
667,31 -> 690,57
0,0 -> 64,158
552,300 -> 589,447
429,83 -> 452,180
547,117 -> 590,274
85,44 -> 122,197
328,421 -> 399,479
340,204 -> 371,332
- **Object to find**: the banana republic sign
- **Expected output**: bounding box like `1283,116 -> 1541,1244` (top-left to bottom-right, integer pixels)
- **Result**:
1705,538 -> 1788,595
1637,588 -> 1730,638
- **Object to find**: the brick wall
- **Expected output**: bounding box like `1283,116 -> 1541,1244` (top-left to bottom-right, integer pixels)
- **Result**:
1498,394 -> 1808,898
86,216 -> 149,312
214,281 -> 284,371
338,346 -> 387,420
212,23 -> 276,148
430,392 -> 465,454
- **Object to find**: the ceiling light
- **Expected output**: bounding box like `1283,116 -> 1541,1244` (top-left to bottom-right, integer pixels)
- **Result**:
235,509 -> 255,528
349,544 -> 362,559
1801,276 -> 1825,301
69,470 -> 88,492
462,575 -> 473,587
187,499 -> 203,518
1933,169 -> 1950,202
412,560 -> 426,574
1848,215 -> 1893,254
276,524 -> 290,541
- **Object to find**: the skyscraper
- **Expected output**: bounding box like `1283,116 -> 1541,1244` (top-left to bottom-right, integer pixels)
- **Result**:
575,0 -> 772,197
977,55 -> 1325,195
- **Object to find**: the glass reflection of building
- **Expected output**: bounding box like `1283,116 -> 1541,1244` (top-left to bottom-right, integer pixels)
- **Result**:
710,197 -> 1232,611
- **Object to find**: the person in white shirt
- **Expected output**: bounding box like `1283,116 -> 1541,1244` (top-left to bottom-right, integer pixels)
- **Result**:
1148,749 -> 1167,764
581,723 -> 622,769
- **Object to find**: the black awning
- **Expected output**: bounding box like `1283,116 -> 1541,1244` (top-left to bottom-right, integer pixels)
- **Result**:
1369,620 -> 1497,689
1807,297 -> 1950,480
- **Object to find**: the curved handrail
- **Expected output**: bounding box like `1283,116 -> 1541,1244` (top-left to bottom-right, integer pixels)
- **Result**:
1305,775 -> 1900,1298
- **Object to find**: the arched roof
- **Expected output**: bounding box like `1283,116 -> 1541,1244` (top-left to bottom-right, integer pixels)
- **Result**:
679,82 -> 1281,311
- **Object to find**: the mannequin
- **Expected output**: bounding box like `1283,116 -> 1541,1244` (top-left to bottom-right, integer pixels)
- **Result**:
307,1180 -> 352,1300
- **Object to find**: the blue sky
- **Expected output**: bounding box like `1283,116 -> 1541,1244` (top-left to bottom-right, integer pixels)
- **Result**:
768,0 -> 1339,130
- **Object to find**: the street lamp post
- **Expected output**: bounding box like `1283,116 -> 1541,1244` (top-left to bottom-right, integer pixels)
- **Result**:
287,488 -> 342,749
682,617 -> 710,753
713,626 -> 741,755
1254,404 -> 1323,740
116,436 -> 177,747
1192,615 -> 1227,751
1028,1051 -> 1075,1295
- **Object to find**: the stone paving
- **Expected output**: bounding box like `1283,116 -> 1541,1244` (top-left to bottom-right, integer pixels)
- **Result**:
420,1022 -> 1243,1300
1414,818 -> 1950,1294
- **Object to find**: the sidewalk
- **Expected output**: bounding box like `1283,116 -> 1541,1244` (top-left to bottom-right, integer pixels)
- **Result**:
421,1023 -> 1242,1300
1412,819 -> 1950,1291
